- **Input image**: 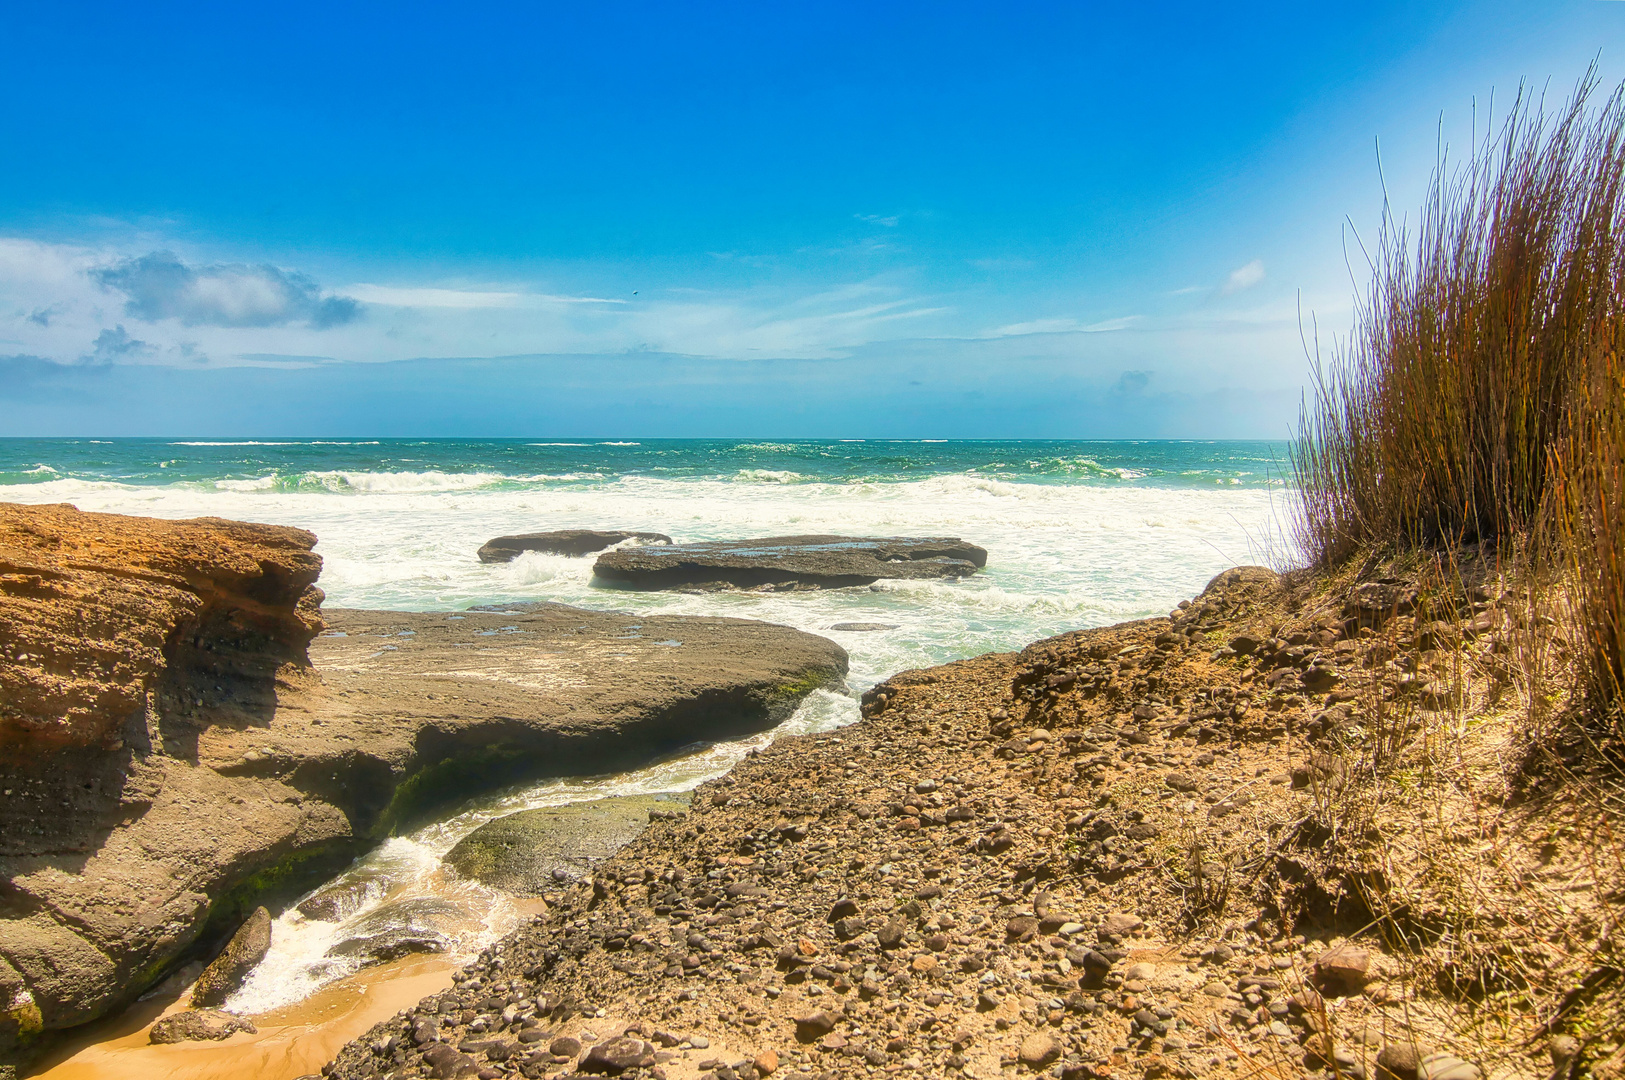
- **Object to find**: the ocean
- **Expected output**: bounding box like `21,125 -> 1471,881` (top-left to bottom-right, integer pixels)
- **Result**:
0,438 -> 1296,1016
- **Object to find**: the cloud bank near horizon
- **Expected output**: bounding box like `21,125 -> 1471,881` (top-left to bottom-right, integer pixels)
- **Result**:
0,348 -> 1302,440
0,235 -> 1315,436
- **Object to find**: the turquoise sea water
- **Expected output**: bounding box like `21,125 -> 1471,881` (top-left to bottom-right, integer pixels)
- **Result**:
0,437 -> 1288,491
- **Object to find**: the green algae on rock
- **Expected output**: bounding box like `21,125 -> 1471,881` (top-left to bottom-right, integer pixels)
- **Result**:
444,794 -> 691,895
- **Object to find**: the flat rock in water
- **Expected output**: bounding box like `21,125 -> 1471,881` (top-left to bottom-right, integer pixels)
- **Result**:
828,622 -> 898,631
306,606 -> 848,792
445,794 -> 690,896
477,530 -> 672,562
322,896 -> 469,966
593,535 -> 988,590
326,930 -> 450,966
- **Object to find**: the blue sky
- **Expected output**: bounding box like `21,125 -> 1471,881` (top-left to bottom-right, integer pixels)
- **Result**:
3,1 -> 1623,436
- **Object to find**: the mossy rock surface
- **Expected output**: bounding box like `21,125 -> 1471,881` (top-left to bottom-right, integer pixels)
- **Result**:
444,794 -> 690,896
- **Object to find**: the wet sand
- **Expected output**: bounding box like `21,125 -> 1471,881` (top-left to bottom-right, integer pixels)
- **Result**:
31,955 -> 457,1080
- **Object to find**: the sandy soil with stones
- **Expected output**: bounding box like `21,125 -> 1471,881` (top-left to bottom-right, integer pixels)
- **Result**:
322,566 -> 1502,1080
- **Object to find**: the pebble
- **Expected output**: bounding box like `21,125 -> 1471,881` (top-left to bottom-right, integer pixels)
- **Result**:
1314,943 -> 1371,994
1017,1031 -> 1061,1068
1100,913 -> 1143,936
1377,1042 -> 1422,1079
1420,1053 -> 1481,1080
793,1009 -> 839,1039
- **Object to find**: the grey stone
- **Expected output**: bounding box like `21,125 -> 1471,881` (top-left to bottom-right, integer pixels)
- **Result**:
1420,1053 -> 1481,1080
477,530 -> 672,562
1017,1031 -> 1060,1068
593,535 -> 988,590
1377,1042 -> 1422,1079
794,1009 -> 839,1040
579,1036 -> 657,1073
148,1009 -> 257,1044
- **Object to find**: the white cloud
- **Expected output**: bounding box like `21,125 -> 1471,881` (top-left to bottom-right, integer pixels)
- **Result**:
83,325 -> 152,363
94,252 -> 358,328
345,285 -> 523,309
991,317 -> 1082,336
1082,315 -> 1143,333
344,284 -> 627,308
984,314 -> 1140,338
0,235 -> 1316,386
1222,259 -> 1266,294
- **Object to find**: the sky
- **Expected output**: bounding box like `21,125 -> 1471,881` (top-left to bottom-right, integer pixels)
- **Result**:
3,1 -> 1624,437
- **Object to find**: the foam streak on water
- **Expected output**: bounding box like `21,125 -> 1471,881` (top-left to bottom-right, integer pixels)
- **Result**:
0,438 -> 1295,1012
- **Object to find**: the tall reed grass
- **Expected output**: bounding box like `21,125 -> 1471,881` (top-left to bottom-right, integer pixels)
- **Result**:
1293,71 -> 1625,734
1293,73 -> 1625,564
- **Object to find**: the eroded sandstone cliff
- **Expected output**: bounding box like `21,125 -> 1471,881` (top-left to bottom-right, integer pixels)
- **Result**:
0,501 -> 324,753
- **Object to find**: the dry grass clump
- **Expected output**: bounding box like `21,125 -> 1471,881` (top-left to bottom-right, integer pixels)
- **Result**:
1293,72 -> 1625,571
1549,378 -> 1625,745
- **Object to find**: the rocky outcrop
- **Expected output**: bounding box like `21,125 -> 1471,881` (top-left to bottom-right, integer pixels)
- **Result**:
0,505 -> 847,1069
0,501 -> 323,752
444,794 -> 691,895
1,502 -> 321,1060
477,530 -> 673,563
593,535 -> 988,591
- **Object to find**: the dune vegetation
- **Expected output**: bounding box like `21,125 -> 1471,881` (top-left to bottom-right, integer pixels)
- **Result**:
1289,69 -> 1625,1073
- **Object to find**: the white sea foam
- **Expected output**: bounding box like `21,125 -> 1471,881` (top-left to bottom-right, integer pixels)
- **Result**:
211,474 -> 281,492
733,469 -> 806,483
302,469 -> 511,493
